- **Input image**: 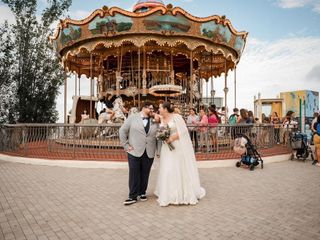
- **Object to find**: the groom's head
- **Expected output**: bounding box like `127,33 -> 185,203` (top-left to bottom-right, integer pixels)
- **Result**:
141,101 -> 154,116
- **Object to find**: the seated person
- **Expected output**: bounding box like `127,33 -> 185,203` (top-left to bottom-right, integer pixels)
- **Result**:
98,108 -> 114,124
81,110 -> 89,121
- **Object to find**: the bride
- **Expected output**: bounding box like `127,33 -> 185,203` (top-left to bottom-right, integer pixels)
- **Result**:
154,102 -> 206,206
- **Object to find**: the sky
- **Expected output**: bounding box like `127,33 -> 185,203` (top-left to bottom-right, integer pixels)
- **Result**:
1,0 -> 320,122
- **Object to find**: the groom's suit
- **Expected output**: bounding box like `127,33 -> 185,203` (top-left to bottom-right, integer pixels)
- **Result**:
119,113 -> 158,199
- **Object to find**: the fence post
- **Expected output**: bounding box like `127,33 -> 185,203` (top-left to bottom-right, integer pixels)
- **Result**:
73,124 -> 76,159
22,125 -> 27,156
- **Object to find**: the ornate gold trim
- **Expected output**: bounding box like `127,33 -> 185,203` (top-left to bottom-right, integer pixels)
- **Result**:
172,7 -> 248,38
109,6 -> 167,17
50,5 -> 248,41
62,36 -> 238,63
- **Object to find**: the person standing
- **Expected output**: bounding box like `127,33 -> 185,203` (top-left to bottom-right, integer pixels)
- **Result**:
282,111 -> 298,145
154,102 -> 206,206
271,111 -> 281,144
219,107 -> 227,124
247,110 -> 255,124
198,109 -> 209,152
229,108 -> 239,139
119,102 -> 159,205
237,108 -> 250,136
208,106 -> 219,152
311,112 -> 319,145
187,108 -> 199,152
312,115 -> 320,166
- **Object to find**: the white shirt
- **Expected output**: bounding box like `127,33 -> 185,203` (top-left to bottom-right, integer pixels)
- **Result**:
283,119 -> 298,129
141,113 -> 149,127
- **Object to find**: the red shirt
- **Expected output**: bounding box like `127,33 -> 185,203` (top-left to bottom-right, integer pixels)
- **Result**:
208,114 -> 219,127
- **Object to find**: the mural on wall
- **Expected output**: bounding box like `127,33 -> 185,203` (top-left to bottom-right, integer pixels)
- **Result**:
201,22 -> 231,44
88,14 -> 133,35
60,25 -> 82,46
306,91 -> 319,117
143,12 -> 191,32
280,90 -> 319,118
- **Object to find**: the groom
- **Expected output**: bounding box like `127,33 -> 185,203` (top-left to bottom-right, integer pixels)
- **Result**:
119,102 -> 159,205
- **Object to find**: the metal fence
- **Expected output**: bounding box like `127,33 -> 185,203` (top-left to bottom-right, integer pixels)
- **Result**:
0,123 -> 291,160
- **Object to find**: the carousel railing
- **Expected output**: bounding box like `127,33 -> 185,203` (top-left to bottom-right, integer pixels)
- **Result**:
0,123 -> 291,160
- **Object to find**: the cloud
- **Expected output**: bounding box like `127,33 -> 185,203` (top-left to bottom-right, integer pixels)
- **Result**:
306,65 -> 320,81
276,0 -> 312,8
69,10 -> 91,20
275,0 -> 320,13
0,4 -> 15,24
313,2 -> 320,13
210,36 -> 320,112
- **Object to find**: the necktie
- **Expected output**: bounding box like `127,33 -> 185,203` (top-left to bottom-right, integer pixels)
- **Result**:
142,117 -> 149,120
145,117 -> 150,133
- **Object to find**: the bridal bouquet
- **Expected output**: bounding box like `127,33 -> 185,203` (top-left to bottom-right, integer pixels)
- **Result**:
156,125 -> 175,151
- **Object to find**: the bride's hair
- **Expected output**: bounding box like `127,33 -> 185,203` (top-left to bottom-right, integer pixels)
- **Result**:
162,101 -> 174,113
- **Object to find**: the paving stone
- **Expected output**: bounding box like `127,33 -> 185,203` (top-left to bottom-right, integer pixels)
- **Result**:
0,160 -> 319,240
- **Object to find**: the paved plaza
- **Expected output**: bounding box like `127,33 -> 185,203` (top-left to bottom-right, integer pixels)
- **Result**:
0,159 -> 319,240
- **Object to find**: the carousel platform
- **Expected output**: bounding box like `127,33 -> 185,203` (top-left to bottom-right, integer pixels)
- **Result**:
1,141 -> 291,162
55,138 -> 122,148
0,145 -> 292,169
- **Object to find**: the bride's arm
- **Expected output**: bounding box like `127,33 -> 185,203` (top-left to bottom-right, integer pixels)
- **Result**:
166,133 -> 179,143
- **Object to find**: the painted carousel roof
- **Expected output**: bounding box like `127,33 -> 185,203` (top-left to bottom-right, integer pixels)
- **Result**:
50,3 -> 248,78
133,0 -> 165,12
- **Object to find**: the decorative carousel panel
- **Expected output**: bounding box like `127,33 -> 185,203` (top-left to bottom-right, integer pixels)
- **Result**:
200,21 -> 232,47
88,14 -> 133,35
234,35 -> 246,55
143,12 -> 191,33
59,25 -> 82,47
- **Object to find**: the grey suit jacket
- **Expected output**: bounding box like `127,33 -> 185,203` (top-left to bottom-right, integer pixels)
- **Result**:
119,113 -> 158,158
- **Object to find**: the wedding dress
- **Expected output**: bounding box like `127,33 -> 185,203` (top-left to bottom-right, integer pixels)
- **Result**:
154,114 -> 206,206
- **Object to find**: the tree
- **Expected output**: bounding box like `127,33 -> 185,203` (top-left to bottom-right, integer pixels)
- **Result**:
1,0 -> 72,123
0,21 -> 15,124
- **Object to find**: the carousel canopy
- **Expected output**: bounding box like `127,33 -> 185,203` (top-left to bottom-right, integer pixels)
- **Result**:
133,0 -> 165,12
50,2 -> 248,79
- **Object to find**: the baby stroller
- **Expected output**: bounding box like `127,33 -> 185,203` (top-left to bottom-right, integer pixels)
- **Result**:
233,134 -> 264,171
290,132 -> 314,161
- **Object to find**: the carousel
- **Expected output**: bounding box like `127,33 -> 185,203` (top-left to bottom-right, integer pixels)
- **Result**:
50,0 -> 248,123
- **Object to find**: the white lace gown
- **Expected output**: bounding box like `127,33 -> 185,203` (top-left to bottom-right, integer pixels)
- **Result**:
154,114 -> 206,206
